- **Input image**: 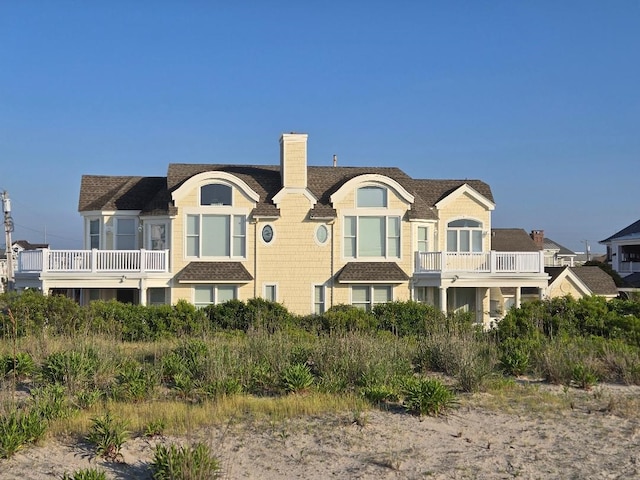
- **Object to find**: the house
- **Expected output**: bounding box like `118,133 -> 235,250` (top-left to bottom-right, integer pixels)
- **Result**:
1,240 -> 49,293
14,133 -> 550,327
600,218 -> 640,294
521,266 -> 618,301
529,230 -> 577,267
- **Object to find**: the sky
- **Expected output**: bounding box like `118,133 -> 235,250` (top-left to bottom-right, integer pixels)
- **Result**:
1,1 -> 638,253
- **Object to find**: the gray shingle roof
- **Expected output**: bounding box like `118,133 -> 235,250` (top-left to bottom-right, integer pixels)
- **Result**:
335,262 -> 409,283
175,262 -> 253,282
78,162 -> 495,223
601,219 -> 640,243
543,238 -> 575,255
491,229 -> 540,252
570,267 -> 618,296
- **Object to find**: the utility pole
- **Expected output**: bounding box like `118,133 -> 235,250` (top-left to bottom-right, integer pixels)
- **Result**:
2,191 -> 14,291
583,240 -> 591,262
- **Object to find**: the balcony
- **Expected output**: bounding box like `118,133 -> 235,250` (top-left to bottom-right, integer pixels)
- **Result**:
415,251 -> 545,274
17,249 -> 170,274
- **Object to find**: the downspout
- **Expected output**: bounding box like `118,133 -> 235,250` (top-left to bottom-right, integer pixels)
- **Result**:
253,219 -> 258,299
330,221 -> 335,309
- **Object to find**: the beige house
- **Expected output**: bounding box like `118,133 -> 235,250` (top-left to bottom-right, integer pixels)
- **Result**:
14,133 -> 549,327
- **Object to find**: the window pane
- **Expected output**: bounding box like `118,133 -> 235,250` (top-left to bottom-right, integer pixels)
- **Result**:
150,224 -> 166,250
187,237 -> 199,257
186,215 -> 199,235
90,219 -> 100,235
314,286 -> 325,315
344,216 -> 356,257
352,286 -> 370,309
233,215 -> 246,257
417,226 -> 428,252
359,217 -> 384,257
202,215 -> 229,256
387,217 -> 400,257
217,286 -> 236,303
116,219 -> 136,250
117,218 -> 135,235
472,230 -> 483,252
357,186 -> 387,207
194,286 -> 213,305
447,230 -> 457,251
148,288 -> 166,305
265,285 -> 276,302
460,230 -> 470,252
448,219 -> 481,228
201,184 -> 232,205
373,286 -> 391,304
316,225 -> 328,244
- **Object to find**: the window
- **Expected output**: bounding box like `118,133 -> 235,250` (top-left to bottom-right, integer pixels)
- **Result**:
201,184 -> 232,206
194,285 -> 237,308
315,224 -> 329,245
344,216 -> 401,258
357,186 -> 387,207
148,223 -> 167,250
417,226 -> 428,252
446,219 -> 483,253
116,218 -> 136,250
351,285 -> 392,311
261,224 -> 274,244
148,288 -> 166,305
314,285 -> 325,315
89,219 -> 100,249
186,214 -> 246,258
264,284 -> 277,302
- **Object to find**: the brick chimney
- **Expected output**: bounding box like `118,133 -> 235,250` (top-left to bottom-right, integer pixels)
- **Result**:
530,230 -> 544,250
279,133 -> 308,189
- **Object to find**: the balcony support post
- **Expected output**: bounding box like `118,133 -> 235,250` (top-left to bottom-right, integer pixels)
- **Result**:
438,286 -> 447,314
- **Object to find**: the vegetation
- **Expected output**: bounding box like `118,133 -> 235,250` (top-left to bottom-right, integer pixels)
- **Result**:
1,290 -> 640,474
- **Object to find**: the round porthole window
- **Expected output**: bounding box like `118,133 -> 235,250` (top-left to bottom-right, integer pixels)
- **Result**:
316,224 -> 329,245
262,224 -> 274,243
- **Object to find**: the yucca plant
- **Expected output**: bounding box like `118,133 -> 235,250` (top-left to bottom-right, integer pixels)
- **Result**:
0,409 -> 47,459
281,363 -> 314,394
402,377 -> 457,417
86,412 -> 129,461
151,442 -> 221,480
61,468 -> 107,480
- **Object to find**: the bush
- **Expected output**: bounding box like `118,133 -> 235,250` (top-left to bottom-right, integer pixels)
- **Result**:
320,305 -> 377,334
61,468 -> 107,480
373,301 -> 444,336
0,409 -> 47,458
41,349 -> 99,391
86,412 -> 129,461
402,377 -> 457,417
152,442 -> 221,480
281,363 -> 314,394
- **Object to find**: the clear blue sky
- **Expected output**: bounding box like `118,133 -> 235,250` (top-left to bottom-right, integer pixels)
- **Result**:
1,1 -> 638,253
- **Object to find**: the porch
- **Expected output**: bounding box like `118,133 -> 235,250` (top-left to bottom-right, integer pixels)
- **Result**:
414,251 -> 545,274
17,249 -> 170,274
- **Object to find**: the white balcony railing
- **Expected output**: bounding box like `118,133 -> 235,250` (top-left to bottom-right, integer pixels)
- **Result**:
415,251 -> 545,274
17,249 -> 170,274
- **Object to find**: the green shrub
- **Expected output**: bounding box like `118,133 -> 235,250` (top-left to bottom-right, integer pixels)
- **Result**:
402,377 -> 457,417
0,409 -> 47,458
320,305 -> 377,333
75,388 -> 103,410
151,442 -> 221,480
281,363 -> 314,394
373,301 -> 444,336
571,362 -> 599,390
204,299 -> 250,331
360,384 -> 397,405
31,384 -> 71,420
41,349 -> 99,391
143,419 -> 166,438
499,338 -> 533,376
61,468 -> 107,480
110,361 -> 157,402
87,412 -> 129,461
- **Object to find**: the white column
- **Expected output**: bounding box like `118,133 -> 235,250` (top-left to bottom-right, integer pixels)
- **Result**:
439,287 -> 447,313
515,287 -> 521,309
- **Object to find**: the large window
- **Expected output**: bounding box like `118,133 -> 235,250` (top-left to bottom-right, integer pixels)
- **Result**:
148,223 -> 167,250
116,218 -> 136,250
344,216 -> 400,258
186,214 -> 246,258
201,184 -> 232,206
194,285 -> 237,308
446,219 -> 483,252
351,285 -> 392,311
417,226 -> 428,252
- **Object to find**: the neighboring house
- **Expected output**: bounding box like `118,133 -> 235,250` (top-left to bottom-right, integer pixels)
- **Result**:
14,133 -> 549,327
1,240 -> 49,293
529,230 -> 577,266
600,218 -> 640,295
521,266 -> 618,301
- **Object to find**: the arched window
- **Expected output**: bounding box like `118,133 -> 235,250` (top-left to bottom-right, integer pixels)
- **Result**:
447,219 -> 483,252
357,186 -> 387,208
201,184 -> 232,206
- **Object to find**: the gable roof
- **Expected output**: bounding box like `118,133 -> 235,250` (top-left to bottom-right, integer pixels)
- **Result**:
79,162 -> 494,222
491,229 -> 540,252
543,238 -> 575,256
570,267 -> 618,296
600,218 -> 640,243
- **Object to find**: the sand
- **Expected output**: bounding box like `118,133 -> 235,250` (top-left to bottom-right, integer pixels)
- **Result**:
3,383 -> 640,479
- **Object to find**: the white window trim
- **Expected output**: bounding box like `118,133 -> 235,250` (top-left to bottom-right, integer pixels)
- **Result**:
199,182 -> 233,206
192,284 -> 238,308
263,283 -> 278,302
86,217 -> 102,250
312,284 -> 326,315
445,217 -> 484,253
314,224 -> 330,246
350,284 -> 393,311
183,207 -> 250,260
115,217 -> 139,250
341,210 -> 403,260
356,185 -> 388,208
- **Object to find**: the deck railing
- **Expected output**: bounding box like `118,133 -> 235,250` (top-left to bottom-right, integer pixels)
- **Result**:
17,249 -> 170,274
415,251 -> 544,274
